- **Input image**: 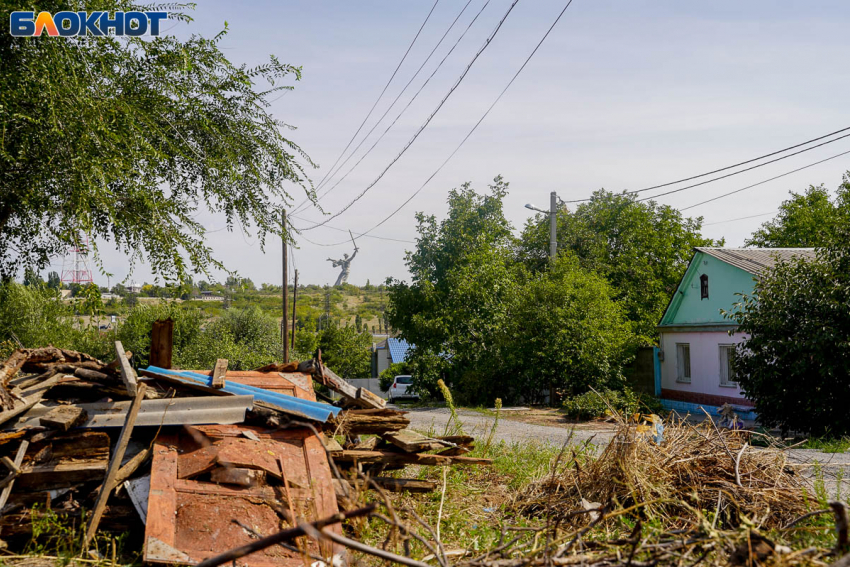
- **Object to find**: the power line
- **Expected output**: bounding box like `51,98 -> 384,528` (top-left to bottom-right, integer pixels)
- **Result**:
299,0 -> 440,209
290,214 -> 416,246
634,131 -> 850,203
702,211 -> 777,226
679,147 -> 850,211
298,0 -> 523,231
342,0 -> 578,243
294,0 -> 484,215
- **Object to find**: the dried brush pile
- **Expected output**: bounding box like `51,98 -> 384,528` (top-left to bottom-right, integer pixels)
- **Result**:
514,413 -> 809,529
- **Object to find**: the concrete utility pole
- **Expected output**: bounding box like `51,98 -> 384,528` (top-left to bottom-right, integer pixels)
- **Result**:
549,191 -> 557,263
281,209 -> 289,363
290,269 -> 298,352
525,192 -> 561,263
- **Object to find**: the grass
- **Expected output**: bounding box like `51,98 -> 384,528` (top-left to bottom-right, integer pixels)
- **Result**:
799,436 -> 850,453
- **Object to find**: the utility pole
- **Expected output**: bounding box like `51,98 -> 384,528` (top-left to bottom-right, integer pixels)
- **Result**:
281,209 -> 289,363
549,191 -> 557,263
290,269 -> 298,352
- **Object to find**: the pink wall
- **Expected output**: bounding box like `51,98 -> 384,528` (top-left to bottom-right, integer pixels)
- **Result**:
659,330 -> 748,400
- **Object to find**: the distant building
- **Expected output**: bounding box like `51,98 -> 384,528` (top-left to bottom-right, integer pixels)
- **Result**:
371,337 -> 411,378
657,247 -> 816,416
200,290 -> 224,302
127,281 -> 142,294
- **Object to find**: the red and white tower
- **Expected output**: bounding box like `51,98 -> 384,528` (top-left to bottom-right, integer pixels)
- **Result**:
60,234 -> 94,285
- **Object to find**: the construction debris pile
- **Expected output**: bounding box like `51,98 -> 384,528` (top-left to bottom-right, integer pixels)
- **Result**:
513,413 -> 809,529
0,339 -> 491,566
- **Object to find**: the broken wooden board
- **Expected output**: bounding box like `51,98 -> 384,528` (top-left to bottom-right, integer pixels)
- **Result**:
39,405 -> 87,431
329,449 -> 492,467
372,477 -> 437,493
381,429 -> 452,453
114,340 -> 138,396
0,375 -> 62,427
211,359 -> 227,388
149,319 -> 174,369
355,387 -> 386,409
315,366 -> 385,409
18,431 -> 110,490
336,408 -> 410,434
145,425 -> 343,566
210,467 -> 265,487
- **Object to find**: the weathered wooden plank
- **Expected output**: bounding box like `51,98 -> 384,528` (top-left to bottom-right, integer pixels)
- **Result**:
436,445 -> 473,456
84,382 -> 147,545
114,340 -> 138,396
149,319 -> 174,369
0,440 -> 28,511
17,461 -> 108,489
372,477 -> 437,493
337,408 -> 410,434
329,450 -> 492,467
211,359 -> 228,389
438,435 -> 475,446
210,467 -> 265,487
381,430 -> 452,453
0,375 -> 62,427
0,351 -> 31,410
355,386 -> 387,409
39,405 -> 88,431
73,367 -> 111,382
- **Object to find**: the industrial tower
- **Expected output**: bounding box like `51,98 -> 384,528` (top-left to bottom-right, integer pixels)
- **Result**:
60,234 -> 94,285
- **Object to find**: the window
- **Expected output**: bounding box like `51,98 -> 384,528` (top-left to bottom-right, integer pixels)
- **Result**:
700,273 -> 709,300
676,343 -> 691,383
719,345 -> 737,387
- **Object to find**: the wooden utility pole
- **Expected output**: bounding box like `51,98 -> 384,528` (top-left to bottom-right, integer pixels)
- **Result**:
281,209 -> 289,363
290,269 -> 298,351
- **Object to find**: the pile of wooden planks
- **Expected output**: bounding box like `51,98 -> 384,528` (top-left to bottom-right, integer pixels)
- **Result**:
0,337 -> 490,566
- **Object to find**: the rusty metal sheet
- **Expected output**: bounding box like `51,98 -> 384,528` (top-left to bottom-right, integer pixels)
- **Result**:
145,424 -> 341,566
188,370 -> 316,402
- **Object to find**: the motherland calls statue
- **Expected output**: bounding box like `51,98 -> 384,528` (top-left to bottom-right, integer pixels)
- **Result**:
327,232 -> 359,287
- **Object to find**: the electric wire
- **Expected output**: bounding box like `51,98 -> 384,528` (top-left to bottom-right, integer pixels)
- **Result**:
633,132 -> 850,203
563,125 -> 850,203
290,214 -> 416,245
702,211 -> 777,226
317,0 -> 577,244
298,0 -> 523,231
304,0 -> 440,202
677,147 -> 850,211
293,0 -> 483,215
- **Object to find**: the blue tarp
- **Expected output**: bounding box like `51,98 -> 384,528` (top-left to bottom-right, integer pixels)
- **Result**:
142,366 -> 341,423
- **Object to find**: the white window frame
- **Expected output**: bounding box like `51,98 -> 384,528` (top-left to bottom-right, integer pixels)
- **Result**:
676,343 -> 691,383
719,344 -> 737,387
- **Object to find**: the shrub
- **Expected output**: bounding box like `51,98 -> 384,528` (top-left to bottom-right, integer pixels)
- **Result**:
180,306 -> 280,370
561,387 -> 661,421
117,303 -> 203,367
728,215 -> 850,435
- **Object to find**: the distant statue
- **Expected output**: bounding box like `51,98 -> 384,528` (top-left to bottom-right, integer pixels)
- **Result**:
328,235 -> 359,287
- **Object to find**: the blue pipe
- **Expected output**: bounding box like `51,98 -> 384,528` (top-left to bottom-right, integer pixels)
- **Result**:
143,366 -> 341,423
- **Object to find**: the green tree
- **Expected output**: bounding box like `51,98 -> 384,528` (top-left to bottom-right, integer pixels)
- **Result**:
46,271 -> 61,290
22,268 -> 42,287
181,306 -> 280,370
728,219 -> 850,435
0,2 -> 314,282
317,325 -> 371,379
118,303 -> 203,368
388,179 -> 636,404
519,190 -> 719,343
746,177 -> 850,248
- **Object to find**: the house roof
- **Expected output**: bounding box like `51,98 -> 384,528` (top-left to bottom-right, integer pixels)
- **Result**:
694,247 -> 816,275
387,338 -> 411,364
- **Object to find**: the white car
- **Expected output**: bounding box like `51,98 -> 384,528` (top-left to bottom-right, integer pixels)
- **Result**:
388,375 -> 418,402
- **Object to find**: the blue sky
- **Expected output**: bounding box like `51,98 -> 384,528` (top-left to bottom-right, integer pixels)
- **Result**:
86,0 -> 850,287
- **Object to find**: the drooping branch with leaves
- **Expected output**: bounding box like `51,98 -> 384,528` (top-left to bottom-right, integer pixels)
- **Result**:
0,1 -> 315,282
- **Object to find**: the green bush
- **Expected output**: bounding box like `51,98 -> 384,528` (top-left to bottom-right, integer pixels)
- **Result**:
117,303 -> 203,367
561,388 -> 661,421
180,306 -> 280,370
0,282 -> 110,359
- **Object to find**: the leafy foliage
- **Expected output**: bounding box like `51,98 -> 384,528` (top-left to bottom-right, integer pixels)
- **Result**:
561,387 -> 661,420
181,306 -> 281,370
0,281 -> 111,359
746,177 -> 850,248
0,1 -> 314,282
518,190 -> 720,343
117,303 -> 203,367
729,215 -> 850,435
387,178 -> 637,404
317,325 -> 372,379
